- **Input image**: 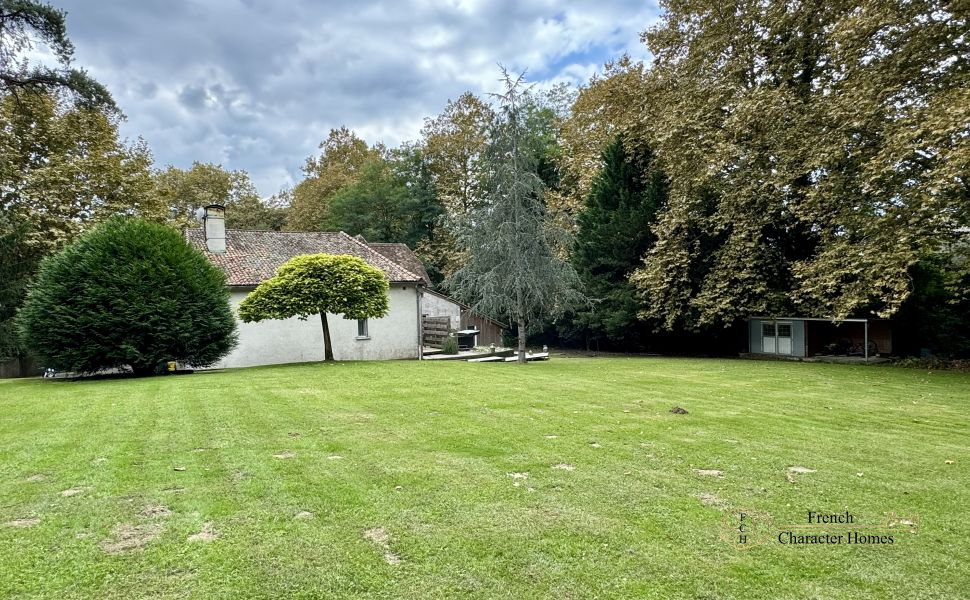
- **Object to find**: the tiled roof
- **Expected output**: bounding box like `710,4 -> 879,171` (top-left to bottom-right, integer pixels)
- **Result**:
184,229 -> 424,286
367,243 -> 431,285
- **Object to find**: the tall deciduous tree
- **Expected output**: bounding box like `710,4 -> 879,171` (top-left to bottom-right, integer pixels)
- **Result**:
225,188 -> 289,231
238,254 -> 389,362
153,161 -> 267,228
557,57 -> 650,219
0,0 -> 114,109
446,72 -> 583,362
569,138 -> 666,347
632,0 -> 969,327
420,93 -> 494,278
325,148 -> 443,249
0,91 -> 158,361
286,127 -> 383,231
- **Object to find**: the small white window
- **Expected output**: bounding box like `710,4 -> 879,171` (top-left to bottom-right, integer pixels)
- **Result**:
357,319 -> 369,339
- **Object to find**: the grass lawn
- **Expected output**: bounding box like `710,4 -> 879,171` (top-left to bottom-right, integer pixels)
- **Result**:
0,357 -> 967,599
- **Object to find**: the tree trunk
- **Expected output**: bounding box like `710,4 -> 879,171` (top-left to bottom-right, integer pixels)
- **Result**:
320,312 -> 334,362
517,317 -> 527,363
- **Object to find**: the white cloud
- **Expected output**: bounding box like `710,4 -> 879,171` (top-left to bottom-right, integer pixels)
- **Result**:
56,0 -> 660,195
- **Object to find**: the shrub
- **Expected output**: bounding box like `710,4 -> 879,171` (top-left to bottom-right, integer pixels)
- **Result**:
441,334 -> 459,355
237,253 -> 389,362
17,217 -> 237,375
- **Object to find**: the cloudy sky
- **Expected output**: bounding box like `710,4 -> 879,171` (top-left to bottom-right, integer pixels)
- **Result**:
56,0 -> 659,196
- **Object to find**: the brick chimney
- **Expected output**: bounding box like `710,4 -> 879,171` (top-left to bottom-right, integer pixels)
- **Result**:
203,204 -> 226,254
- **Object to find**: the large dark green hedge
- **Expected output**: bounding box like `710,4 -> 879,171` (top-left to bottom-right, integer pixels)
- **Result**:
17,217 -> 237,375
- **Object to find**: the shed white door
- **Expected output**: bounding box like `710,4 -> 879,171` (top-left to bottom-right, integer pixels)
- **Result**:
761,321 -> 793,355
762,322 -> 776,353
776,322 -> 792,355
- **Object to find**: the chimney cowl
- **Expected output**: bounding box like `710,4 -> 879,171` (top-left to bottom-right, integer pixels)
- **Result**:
203,204 -> 226,254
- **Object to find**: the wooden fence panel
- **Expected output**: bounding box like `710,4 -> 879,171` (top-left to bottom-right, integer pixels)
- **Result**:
422,316 -> 451,347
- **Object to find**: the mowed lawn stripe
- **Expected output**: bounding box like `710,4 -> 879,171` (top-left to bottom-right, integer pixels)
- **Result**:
0,358 -> 967,599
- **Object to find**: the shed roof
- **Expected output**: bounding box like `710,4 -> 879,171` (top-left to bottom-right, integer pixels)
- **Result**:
185,229 -> 424,286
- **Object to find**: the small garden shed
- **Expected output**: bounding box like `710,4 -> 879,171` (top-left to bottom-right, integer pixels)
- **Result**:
747,317 -> 893,361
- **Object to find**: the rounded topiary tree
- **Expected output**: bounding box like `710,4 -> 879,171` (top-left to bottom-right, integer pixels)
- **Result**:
17,217 -> 237,375
238,254 -> 389,361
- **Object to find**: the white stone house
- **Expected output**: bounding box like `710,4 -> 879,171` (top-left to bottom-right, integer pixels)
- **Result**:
186,206 -> 430,368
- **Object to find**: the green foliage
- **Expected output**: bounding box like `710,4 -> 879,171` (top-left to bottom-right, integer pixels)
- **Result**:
893,237 -> 970,358
153,161 -> 270,228
567,138 -> 665,347
325,149 -> 443,248
16,217 -> 237,374
238,254 -> 389,323
287,127 -> 384,231
0,0 -> 115,109
630,0 -> 969,327
0,91 -> 159,358
238,253 -> 389,362
225,190 -> 289,231
446,71 -> 583,360
441,335 -> 459,355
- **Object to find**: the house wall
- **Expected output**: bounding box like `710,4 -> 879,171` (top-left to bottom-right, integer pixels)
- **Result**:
421,291 -> 461,330
213,284 -> 420,369
748,319 -> 806,357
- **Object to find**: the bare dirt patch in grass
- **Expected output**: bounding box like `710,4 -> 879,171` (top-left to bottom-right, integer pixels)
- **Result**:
786,465 -> 816,483
695,469 -> 724,478
294,511 -> 314,520
231,471 -> 250,483
187,522 -> 219,542
551,463 -> 575,471
363,527 -> 401,565
140,504 -> 172,519
327,455 -> 344,460
697,493 -> 727,508
507,472 -> 528,487
100,523 -> 162,554
25,474 -> 46,482
191,448 -> 209,453
273,451 -> 296,459
60,488 -> 85,497
4,517 -> 40,528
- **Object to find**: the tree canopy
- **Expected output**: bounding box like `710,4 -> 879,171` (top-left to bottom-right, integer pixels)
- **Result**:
0,91 -> 158,360
16,217 -> 237,375
0,0 -> 114,109
238,254 -> 389,361
446,71 -> 582,362
569,138 -> 666,347
286,128 -> 384,232
630,0 -> 969,328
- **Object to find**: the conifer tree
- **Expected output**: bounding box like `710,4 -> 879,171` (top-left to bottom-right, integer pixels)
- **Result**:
446,71 -> 582,362
570,138 -> 665,348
